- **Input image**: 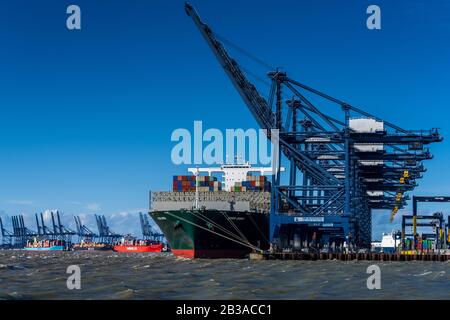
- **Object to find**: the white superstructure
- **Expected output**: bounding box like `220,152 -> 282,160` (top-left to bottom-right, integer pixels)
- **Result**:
188,161 -> 284,191
371,231 -> 401,253
349,118 -> 384,161
381,231 -> 400,252
349,118 -> 385,198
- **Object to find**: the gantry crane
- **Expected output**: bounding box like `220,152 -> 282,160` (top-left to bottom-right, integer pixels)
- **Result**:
11,215 -> 36,248
401,196 -> 450,249
0,216 -> 13,247
35,212 -> 54,238
33,211 -> 76,243
185,3 -> 442,248
74,215 -> 98,242
139,212 -> 164,241
95,214 -> 122,243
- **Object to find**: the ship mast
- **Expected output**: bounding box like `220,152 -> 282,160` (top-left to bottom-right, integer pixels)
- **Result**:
193,167 -> 200,210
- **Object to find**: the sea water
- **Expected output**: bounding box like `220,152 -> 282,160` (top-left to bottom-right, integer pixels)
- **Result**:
0,251 -> 448,299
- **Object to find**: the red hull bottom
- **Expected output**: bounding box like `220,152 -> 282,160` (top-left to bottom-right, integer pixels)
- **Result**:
113,244 -> 163,253
172,249 -> 250,259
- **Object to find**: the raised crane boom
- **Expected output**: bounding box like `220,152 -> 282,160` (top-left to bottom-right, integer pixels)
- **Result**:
185,2 -> 275,131
185,2 -> 339,186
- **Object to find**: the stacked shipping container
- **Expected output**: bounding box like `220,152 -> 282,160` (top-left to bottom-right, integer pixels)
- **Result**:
233,175 -> 271,192
172,175 -> 222,192
404,238 -> 436,251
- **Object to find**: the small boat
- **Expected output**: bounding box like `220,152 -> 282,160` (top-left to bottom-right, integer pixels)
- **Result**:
113,240 -> 164,253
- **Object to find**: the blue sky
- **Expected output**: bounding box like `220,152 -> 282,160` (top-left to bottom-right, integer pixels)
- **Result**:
0,0 -> 449,239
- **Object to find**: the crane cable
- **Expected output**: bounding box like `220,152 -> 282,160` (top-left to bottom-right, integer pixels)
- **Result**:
190,210 -> 251,244
214,32 -> 274,93
247,213 -> 269,244
214,32 -> 275,70
220,211 -> 251,246
188,205 -> 248,242
180,208 -> 248,243
164,211 -> 262,252
168,210 -> 261,252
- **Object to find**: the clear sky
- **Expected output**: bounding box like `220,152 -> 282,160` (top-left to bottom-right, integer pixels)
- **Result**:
1,0 -> 449,238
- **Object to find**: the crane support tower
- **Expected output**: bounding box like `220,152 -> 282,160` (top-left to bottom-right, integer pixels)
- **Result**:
95,214 -> 122,244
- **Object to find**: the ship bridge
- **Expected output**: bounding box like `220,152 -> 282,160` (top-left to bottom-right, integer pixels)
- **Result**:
188,162 -> 285,191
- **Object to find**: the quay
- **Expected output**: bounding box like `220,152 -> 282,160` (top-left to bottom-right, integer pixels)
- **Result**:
250,251 -> 450,262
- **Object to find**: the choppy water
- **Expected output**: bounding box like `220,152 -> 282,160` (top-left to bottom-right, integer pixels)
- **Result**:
0,250 -> 448,300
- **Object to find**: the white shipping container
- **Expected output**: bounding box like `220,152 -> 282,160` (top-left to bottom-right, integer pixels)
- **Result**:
350,118 -> 384,166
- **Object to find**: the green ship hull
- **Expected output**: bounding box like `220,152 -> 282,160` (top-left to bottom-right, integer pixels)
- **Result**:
150,209 -> 269,258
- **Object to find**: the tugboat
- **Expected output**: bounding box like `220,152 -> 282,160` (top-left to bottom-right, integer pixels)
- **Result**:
113,235 -> 164,253
23,238 -> 68,251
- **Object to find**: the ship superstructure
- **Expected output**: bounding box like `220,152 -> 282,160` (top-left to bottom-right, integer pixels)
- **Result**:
188,161 -> 279,192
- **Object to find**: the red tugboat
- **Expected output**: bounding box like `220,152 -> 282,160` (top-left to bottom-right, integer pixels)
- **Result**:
113,238 -> 164,253
112,214 -> 167,253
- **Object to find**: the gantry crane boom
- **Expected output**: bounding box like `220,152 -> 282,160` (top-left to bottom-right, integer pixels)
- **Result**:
185,2 -> 339,186
185,2 -> 274,131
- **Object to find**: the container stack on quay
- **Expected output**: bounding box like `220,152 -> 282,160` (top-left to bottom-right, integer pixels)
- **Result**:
403,238 -> 438,252
233,175 -> 271,192
172,175 -> 222,192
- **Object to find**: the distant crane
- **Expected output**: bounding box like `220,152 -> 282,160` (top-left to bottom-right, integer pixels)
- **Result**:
35,212 -> 54,238
48,211 -> 76,243
74,216 -> 97,242
0,216 -> 13,247
33,211 -> 76,243
95,214 -> 122,244
11,215 -> 36,248
139,212 -> 164,242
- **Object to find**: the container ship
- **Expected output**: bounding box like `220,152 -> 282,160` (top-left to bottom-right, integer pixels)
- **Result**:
150,162 -> 277,258
23,239 -> 68,251
72,242 -> 113,251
